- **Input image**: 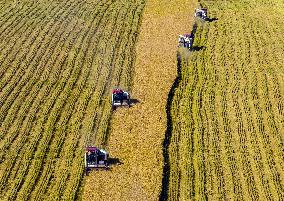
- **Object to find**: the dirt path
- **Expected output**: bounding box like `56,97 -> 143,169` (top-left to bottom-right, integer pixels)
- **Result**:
83,1 -> 197,200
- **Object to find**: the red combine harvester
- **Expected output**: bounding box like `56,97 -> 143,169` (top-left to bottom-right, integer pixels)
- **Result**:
84,147 -> 109,174
112,88 -> 130,109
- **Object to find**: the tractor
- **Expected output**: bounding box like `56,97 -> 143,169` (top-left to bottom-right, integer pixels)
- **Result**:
85,146 -> 109,174
112,88 -> 130,109
195,8 -> 207,20
178,34 -> 194,50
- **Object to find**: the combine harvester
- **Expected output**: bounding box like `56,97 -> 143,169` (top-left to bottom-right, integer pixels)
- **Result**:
111,88 -> 131,109
84,89 -> 131,174
178,7 -> 209,50
194,8 -> 208,20
178,34 -> 194,50
85,146 -> 109,174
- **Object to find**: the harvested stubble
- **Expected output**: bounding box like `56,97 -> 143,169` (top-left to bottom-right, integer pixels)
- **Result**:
82,0 -> 197,200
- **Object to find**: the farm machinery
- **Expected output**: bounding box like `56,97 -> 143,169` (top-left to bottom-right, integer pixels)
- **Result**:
112,88 -> 130,109
178,34 -> 194,50
85,146 -> 109,174
194,8 -> 207,20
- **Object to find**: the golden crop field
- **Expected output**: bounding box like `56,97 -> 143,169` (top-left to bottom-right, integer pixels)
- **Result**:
165,0 -> 284,200
0,0 -> 145,200
2,0 -> 284,200
83,0 -> 196,200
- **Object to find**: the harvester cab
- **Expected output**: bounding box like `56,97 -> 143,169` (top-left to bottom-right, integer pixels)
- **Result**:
195,8 -> 207,20
178,34 -> 193,50
112,88 -> 130,109
85,146 -> 109,174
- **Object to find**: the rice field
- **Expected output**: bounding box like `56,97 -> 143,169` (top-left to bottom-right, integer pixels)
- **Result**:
165,0 -> 284,200
0,0 -> 145,200
2,0 -> 284,200
83,0 -> 196,200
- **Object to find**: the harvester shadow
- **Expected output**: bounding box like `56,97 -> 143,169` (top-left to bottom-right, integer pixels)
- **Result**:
206,17 -> 218,22
192,45 -> 205,52
108,157 -> 123,166
130,98 -> 140,105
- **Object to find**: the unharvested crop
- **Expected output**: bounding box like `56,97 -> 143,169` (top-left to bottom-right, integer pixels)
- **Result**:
0,0 -> 145,200
165,0 -> 284,200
